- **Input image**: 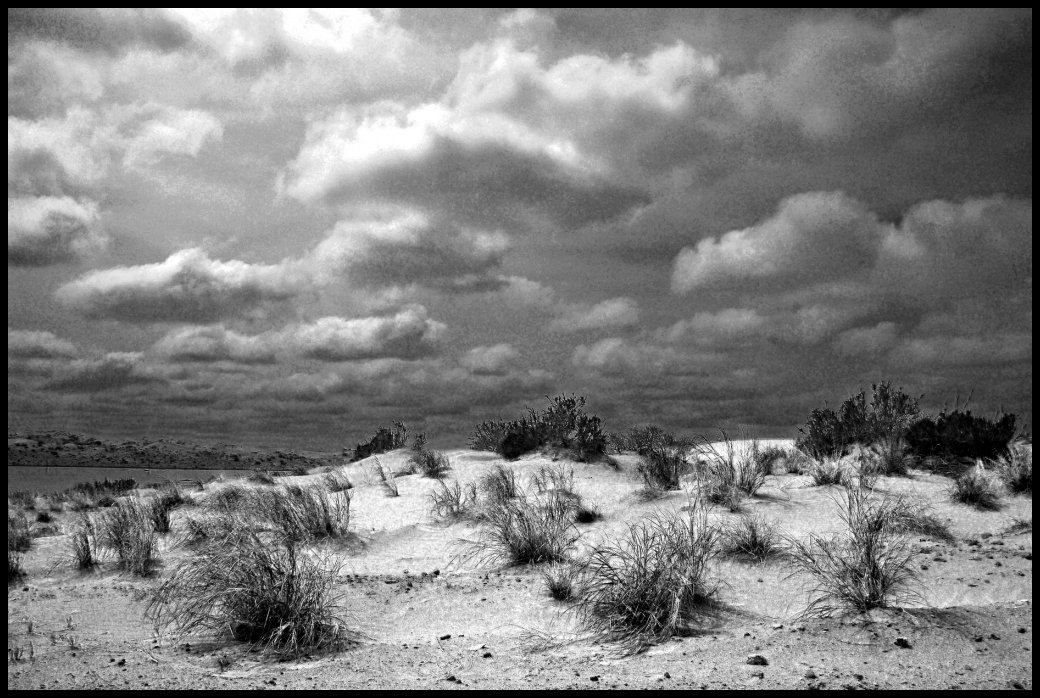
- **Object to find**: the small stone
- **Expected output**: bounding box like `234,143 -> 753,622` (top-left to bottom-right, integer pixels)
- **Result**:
590,675 -> 599,682
771,623 -> 784,630
894,637 -> 912,649
804,671 -> 817,679
439,634 -> 452,641
664,672 -> 671,679
746,655 -> 768,666
482,652 -> 492,659
990,634 -> 1000,640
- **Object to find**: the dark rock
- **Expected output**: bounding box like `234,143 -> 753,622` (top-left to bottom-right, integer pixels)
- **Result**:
804,671 -> 818,679
439,634 -> 451,641
746,655 -> 768,666
894,637 -> 912,649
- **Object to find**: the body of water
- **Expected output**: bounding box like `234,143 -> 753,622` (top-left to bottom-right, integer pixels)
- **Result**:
7,465 -> 253,495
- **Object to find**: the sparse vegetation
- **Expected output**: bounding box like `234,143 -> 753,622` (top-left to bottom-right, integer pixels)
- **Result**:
477,464 -> 521,508
147,529 -> 349,658
8,550 -> 25,583
532,463 -> 575,497
906,408 -> 1017,465
8,513 -> 33,553
351,421 -> 408,462
993,440 -> 1032,495
573,501 -> 602,524
785,486 -> 924,618
253,485 -> 351,541
469,395 -> 607,462
322,471 -> 353,493
950,464 -> 1002,510
457,491 -> 579,568
249,470 -> 277,485
720,512 -> 784,562
638,448 -> 692,494
97,498 -> 159,576
695,435 -> 769,509
572,500 -> 721,650
543,563 -> 578,600
68,513 -> 102,570
373,461 -> 399,497
411,447 -> 452,479
807,458 -> 849,487
428,480 -> 478,521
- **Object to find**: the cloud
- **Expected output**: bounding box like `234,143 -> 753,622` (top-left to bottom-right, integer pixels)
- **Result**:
43,352 -> 163,392
833,321 -> 901,356
460,343 -> 520,375
8,329 -> 79,359
291,307 -> 445,361
672,191 -> 883,293
55,247 -> 309,323
661,308 -> 767,345
549,297 -> 640,332
151,325 -> 278,364
894,333 -> 1032,368
8,196 -> 106,266
117,104 -> 223,170
309,210 -> 511,292
8,8 -> 194,55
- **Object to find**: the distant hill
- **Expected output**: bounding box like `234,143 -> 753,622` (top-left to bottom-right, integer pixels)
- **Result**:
7,431 -> 342,472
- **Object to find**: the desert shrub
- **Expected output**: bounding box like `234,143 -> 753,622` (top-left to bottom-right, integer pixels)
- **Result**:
638,448 -> 691,493
254,485 -> 351,541
97,498 -> 159,576
149,484 -> 188,534
477,465 -> 521,507
807,459 -> 849,487
905,409 -> 1017,464
720,512 -> 784,562
755,446 -> 791,475
8,513 -> 33,553
147,530 -> 348,657
249,470 -> 276,485
68,514 -> 102,570
572,500 -> 721,649
411,448 -> 452,479
429,481 -> 478,521
8,550 -> 25,582
499,426 -> 541,460
949,464 -> 1001,510
993,440 -> 1031,495
885,499 -> 955,544
412,432 -> 427,453
66,478 -> 137,500
35,510 -> 53,524
796,383 -> 920,459
606,431 -> 630,454
784,450 -> 814,475
470,420 -> 510,452
208,484 -> 251,513
10,490 -> 36,510
543,563 -> 578,600
471,395 -> 607,462
322,471 -> 353,493
785,487 -> 924,618
351,421 -> 408,462
457,491 -> 579,568
532,463 -> 575,496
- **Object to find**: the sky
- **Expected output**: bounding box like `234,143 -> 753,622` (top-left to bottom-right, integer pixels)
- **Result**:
7,8 -> 1033,451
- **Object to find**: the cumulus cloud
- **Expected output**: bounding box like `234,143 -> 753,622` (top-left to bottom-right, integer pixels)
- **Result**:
8,196 -> 106,266
309,210 -> 511,292
549,297 -> 640,332
44,352 -> 162,392
8,329 -> 79,359
672,191 -> 883,293
460,343 -> 520,375
291,307 -> 445,361
151,325 -> 278,364
833,321 -> 901,356
55,247 -> 308,322
8,8 -> 194,55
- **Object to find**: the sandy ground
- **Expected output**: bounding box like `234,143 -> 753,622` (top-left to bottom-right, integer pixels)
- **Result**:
8,443 -> 1033,690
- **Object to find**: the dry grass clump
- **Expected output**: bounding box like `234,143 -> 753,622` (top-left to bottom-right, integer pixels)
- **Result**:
885,499 -> 955,544
322,471 -> 353,493
695,435 -> 770,510
755,445 -> 791,475
254,485 -> 351,541
9,490 -> 37,510
807,458 -> 849,487
637,449 -> 692,494
785,486 -> 924,618
411,448 -> 452,479
67,513 -> 102,570
993,441 -> 1032,495
428,480 -> 479,521
571,499 -> 721,650
373,460 -> 400,497
8,512 -> 33,553
248,470 -> 277,485
457,491 -> 579,568
543,563 -> 579,600
478,464 -> 522,508
533,463 -> 575,497
208,483 -> 252,513
949,464 -> 1002,510
573,501 -> 603,524
148,484 -> 189,535
720,512 -> 784,562
8,550 -> 25,583
147,529 -> 349,658
97,498 -> 159,576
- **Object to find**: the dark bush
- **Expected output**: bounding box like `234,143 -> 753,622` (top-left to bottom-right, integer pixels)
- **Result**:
905,409 -> 1017,463
351,422 -> 408,462
471,395 -> 607,462
499,427 -> 541,460
796,383 -> 920,459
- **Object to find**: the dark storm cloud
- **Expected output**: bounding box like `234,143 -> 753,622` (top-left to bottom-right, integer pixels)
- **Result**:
43,353 -> 164,393
8,8 -> 193,55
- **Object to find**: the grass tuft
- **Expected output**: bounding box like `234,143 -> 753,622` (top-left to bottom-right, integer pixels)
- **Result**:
97,498 -> 159,576
428,480 -> 478,521
457,491 -> 579,568
8,513 -> 33,553
949,463 -> 1002,510
784,486 -> 924,618
571,498 -> 721,651
720,512 -> 784,562
993,441 -> 1032,495
543,563 -> 578,600
807,458 -> 849,487
411,448 -> 452,479
68,513 -> 102,570
147,530 -> 349,658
